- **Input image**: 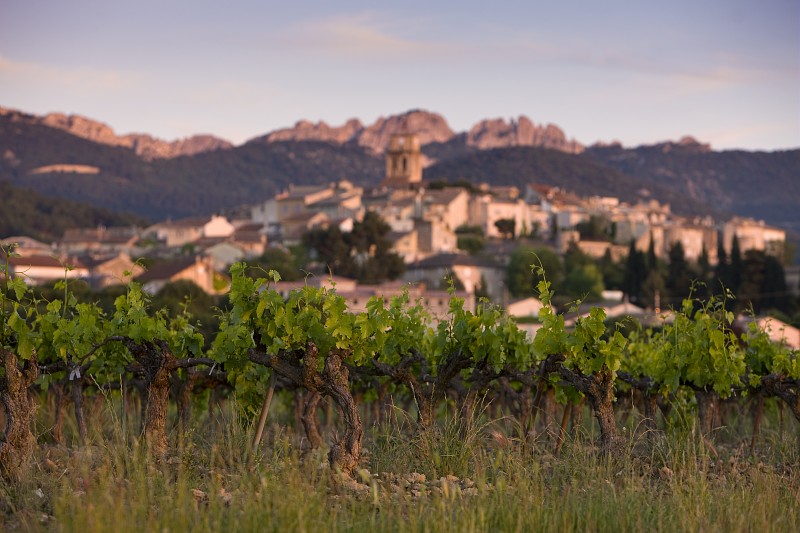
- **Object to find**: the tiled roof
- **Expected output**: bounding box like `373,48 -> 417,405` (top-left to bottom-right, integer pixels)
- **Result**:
160,217 -> 212,228
135,258 -> 197,282
409,253 -> 500,269
425,188 -> 465,205
7,254 -> 86,269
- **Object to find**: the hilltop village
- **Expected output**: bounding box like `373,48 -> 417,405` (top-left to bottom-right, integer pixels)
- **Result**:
1,133 -> 797,344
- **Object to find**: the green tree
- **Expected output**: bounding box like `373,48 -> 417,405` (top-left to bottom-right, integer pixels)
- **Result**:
252,247 -> 303,281
646,233 -> 658,273
494,218 -> 516,239
730,235 -> 743,295
761,253 -> 792,313
598,248 -> 625,290
563,242 -> 594,273
714,238 -> 729,295
457,234 -> 485,255
302,225 -> 351,273
562,263 -> 605,301
623,240 -> 646,304
505,246 -> 562,297
301,212 -> 405,283
666,241 -> 693,301
642,270 -> 666,310
576,215 -> 614,242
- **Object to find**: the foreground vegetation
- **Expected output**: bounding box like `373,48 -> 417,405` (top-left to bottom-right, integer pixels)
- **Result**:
2,252 -> 800,531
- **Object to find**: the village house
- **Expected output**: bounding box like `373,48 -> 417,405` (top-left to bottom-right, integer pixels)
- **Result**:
275,185 -> 335,222
308,182 -> 364,221
469,186 -> 531,239
506,296 -> 546,318
723,217 -> 786,257
737,315 -> 800,350
198,240 -> 249,272
403,253 -> 505,302
663,218 -> 718,263
58,226 -> 141,256
2,254 -> 89,285
575,239 -> 628,261
146,215 -> 235,248
230,223 -> 268,257
366,192 -> 416,233
81,252 -> 144,288
269,275 -> 475,320
387,229 -> 419,262
279,211 -> 332,245
135,256 -> 222,295
563,299 -> 647,327
0,236 -> 52,256
422,188 -> 470,231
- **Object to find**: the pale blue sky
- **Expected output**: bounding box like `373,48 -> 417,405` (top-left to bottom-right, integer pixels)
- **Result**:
1,0 -> 798,150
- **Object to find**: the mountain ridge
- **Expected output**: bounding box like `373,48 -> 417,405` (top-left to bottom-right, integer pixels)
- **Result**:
0,106 -> 234,160
1,105 -> 797,236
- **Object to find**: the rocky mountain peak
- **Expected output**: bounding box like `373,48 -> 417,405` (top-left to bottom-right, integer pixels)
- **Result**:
355,109 -> 455,153
265,118 -> 364,145
253,109 -> 455,153
1,106 -> 232,160
467,115 -> 584,153
255,110 -> 585,155
656,136 -> 713,154
42,112 -> 124,147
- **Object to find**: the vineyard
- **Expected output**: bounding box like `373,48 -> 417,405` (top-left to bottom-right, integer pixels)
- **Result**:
1,255 -> 799,531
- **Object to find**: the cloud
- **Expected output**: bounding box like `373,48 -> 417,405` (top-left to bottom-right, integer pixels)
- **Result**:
700,122 -> 797,150
0,55 -> 142,91
276,13 -> 454,60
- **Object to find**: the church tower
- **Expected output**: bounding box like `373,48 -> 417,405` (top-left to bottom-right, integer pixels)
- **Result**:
381,134 -> 422,188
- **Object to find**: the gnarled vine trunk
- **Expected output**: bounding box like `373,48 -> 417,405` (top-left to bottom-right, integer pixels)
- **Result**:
172,370 -> 200,439
322,349 -> 363,475
52,379 -> 68,445
71,376 -> 88,445
695,389 -> 718,435
301,390 -> 323,451
640,392 -> 660,431
0,348 -> 40,482
585,368 -> 623,453
120,338 -> 214,459
250,342 -> 364,475
544,355 -> 622,455
761,375 -> 800,424
124,340 -> 175,459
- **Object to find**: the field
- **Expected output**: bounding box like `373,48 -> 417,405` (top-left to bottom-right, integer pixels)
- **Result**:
2,265 -> 800,531
2,394 -> 798,532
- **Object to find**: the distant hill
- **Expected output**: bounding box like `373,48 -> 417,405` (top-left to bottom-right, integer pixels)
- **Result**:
1,106 -> 798,233
584,139 -> 800,232
424,145 -> 711,215
0,114 -> 382,220
0,180 -> 146,242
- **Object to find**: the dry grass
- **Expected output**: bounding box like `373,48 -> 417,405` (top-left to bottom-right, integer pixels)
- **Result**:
1,394 -> 798,532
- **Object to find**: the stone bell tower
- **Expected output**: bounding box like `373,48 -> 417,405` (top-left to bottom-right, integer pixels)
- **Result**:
381,134 -> 422,188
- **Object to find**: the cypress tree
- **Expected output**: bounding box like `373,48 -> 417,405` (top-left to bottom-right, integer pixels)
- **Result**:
730,234 -> 743,294
714,237 -> 729,293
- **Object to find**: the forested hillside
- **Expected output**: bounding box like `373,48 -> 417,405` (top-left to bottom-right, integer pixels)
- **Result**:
424,146 -> 711,215
0,180 -> 146,241
0,115 -> 382,220
585,142 -> 800,232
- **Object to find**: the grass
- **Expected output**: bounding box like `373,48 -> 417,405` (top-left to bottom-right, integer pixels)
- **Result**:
1,394 -> 799,532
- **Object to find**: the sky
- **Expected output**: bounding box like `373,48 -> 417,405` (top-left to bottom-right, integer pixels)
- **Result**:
1,0 -> 798,151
